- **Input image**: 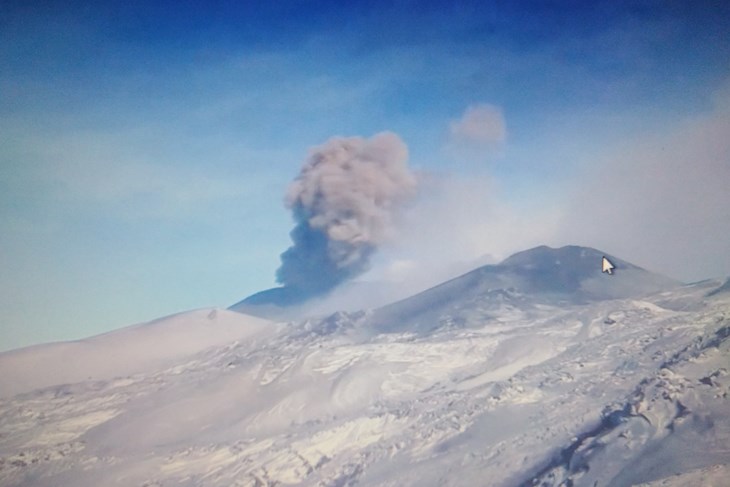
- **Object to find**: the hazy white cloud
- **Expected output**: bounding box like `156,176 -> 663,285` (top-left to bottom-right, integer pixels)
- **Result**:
557,88 -> 730,281
299,168 -> 562,314
359,172 -> 560,296
449,104 -> 507,145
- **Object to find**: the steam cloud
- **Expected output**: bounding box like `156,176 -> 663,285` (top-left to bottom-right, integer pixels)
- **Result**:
275,132 -> 416,300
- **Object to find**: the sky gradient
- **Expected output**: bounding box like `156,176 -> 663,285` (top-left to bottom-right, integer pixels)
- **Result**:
2,1 -> 730,351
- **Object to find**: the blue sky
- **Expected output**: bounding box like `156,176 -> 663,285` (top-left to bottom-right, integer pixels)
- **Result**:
2,1 -> 730,350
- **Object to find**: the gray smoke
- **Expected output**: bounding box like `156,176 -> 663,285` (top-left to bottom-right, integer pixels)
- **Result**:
275,132 -> 416,300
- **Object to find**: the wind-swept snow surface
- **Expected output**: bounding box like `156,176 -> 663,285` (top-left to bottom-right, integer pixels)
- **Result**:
1,254 -> 729,486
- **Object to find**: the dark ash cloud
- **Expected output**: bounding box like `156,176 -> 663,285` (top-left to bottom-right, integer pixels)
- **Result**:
259,132 -> 417,305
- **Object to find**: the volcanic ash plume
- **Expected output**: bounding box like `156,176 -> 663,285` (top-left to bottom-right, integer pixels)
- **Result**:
275,132 -> 416,300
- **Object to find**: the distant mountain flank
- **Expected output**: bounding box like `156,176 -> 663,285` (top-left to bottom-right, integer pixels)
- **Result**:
0,309 -> 273,398
366,245 -> 680,334
229,286 -> 313,321
497,245 -> 676,297
231,245 -> 680,324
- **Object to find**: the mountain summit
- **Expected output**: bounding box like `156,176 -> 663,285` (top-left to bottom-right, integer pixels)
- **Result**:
496,245 -> 674,297
368,245 -> 680,333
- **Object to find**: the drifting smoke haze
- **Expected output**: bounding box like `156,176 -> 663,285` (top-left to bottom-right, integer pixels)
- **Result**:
249,132 -> 417,305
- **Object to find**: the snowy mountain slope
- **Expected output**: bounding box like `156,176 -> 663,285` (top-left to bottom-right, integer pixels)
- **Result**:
229,246 -> 678,326
0,254 -> 728,487
0,309 -> 274,398
707,277 -> 730,297
229,279 -> 418,323
368,246 -> 679,334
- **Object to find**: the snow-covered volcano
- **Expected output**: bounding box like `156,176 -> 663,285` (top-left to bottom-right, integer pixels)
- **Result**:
369,245 -> 679,334
1,246 -> 729,487
232,246 -> 678,322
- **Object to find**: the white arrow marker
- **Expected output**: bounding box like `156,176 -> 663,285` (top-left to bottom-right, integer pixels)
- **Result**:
602,256 -> 615,275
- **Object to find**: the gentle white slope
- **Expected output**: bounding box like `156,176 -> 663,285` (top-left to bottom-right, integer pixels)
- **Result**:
0,309 -> 274,398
